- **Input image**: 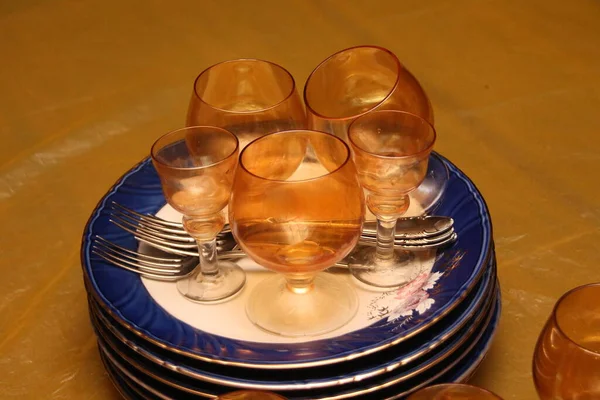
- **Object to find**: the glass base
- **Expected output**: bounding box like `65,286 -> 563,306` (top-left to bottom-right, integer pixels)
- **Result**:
176,261 -> 246,303
347,246 -> 420,288
246,274 -> 358,337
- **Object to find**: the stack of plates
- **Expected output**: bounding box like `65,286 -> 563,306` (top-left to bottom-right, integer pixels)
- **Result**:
81,153 -> 499,400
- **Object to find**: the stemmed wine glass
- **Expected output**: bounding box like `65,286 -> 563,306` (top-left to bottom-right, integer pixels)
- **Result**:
304,45 -> 434,143
347,110 -> 436,288
533,283 -> 600,399
187,58 -> 306,150
151,126 -> 245,303
407,384 -> 503,399
304,45 -> 440,220
229,130 -> 365,337
217,391 -> 287,400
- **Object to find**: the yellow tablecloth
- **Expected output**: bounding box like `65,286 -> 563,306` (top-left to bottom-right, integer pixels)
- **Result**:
2,0 -> 600,398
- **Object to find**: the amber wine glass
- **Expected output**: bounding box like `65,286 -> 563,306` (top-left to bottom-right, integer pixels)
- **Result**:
151,126 -> 245,303
347,110 -> 436,288
217,390 -> 287,400
533,283 -> 600,399
407,384 -> 503,399
229,130 -> 364,337
187,59 -> 306,150
304,45 -> 433,144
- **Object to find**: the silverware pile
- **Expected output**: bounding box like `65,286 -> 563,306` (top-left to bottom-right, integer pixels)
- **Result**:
93,202 -> 457,280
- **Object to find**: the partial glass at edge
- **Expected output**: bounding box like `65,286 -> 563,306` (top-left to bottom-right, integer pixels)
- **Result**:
229,130 -> 364,337
217,390 -> 287,400
407,383 -> 503,399
348,110 -> 436,288
533,283 -> 600,400
304,45 -> 434,144
151,126 -> 245,303
187,58 -> 306,150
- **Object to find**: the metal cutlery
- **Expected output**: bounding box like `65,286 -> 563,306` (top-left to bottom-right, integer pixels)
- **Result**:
92,236 -> 196,281
91,236 -> 351,279
93,235 -> 454,280
93,203 -> 458,280
108,202 -> 456,258
111,202 -> 452,240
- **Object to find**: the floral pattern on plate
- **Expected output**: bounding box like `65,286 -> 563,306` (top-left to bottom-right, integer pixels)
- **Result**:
368,250 -> 466,323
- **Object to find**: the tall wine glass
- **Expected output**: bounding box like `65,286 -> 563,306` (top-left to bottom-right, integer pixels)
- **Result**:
187,59 -> 306,150
407,384 -> 503,399
347,110 -> 436,288
304,45 -> 433,144
229,130 -> 365,337
533,283 -> 600,399
151,126 -> 245,303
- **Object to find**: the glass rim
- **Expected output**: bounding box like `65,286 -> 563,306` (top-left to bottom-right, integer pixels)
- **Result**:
408,383 -> 502,399
303,45 -> 402,121
150,125 -> 239,171
551,282 -> 600,356
238,129 -> 352,183
348,110 -> 437,160
216,390 -> 287,400
191,58 -> 298,114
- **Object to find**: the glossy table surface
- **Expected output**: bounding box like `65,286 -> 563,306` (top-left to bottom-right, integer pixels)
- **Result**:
2,0 -> 600,398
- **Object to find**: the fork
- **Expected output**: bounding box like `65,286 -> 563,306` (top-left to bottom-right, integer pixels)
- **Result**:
92,236 -> 197,281
108,202 -> 456,258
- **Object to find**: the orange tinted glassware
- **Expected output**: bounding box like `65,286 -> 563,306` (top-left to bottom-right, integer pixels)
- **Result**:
151,126 -> 245,303
217,390 -> 287,400
304,45 -> 434,143
407,384 -> 503,399
347,110 -> 436,288
229,130 -> 364,337
533,283 -> 600,400
187,59 -> 306,150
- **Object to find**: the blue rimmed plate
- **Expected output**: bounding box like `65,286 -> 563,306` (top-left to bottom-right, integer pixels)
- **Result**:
81,152 -> 493,368
96,288 -> 501,400
93,278 -> 495,398
100,349 -> 145,400
372,289 -> 502,400
433,293 -> 503,387
88,256 -> 495,391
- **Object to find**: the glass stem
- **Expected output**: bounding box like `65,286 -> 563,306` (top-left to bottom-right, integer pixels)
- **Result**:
375,218 -> 398,261
195,238 -> 220,283
285,275 -> 315,294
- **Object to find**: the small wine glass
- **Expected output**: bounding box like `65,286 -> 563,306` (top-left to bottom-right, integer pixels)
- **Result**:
533,283 -> 600,399
151,126 -> 245,303
407,383 -> 503,399
187,58 -> 306,150
229,130 -> 364,337
347,110 -> 436,288
304,45 -> 433,143
216,390 -> 287,400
